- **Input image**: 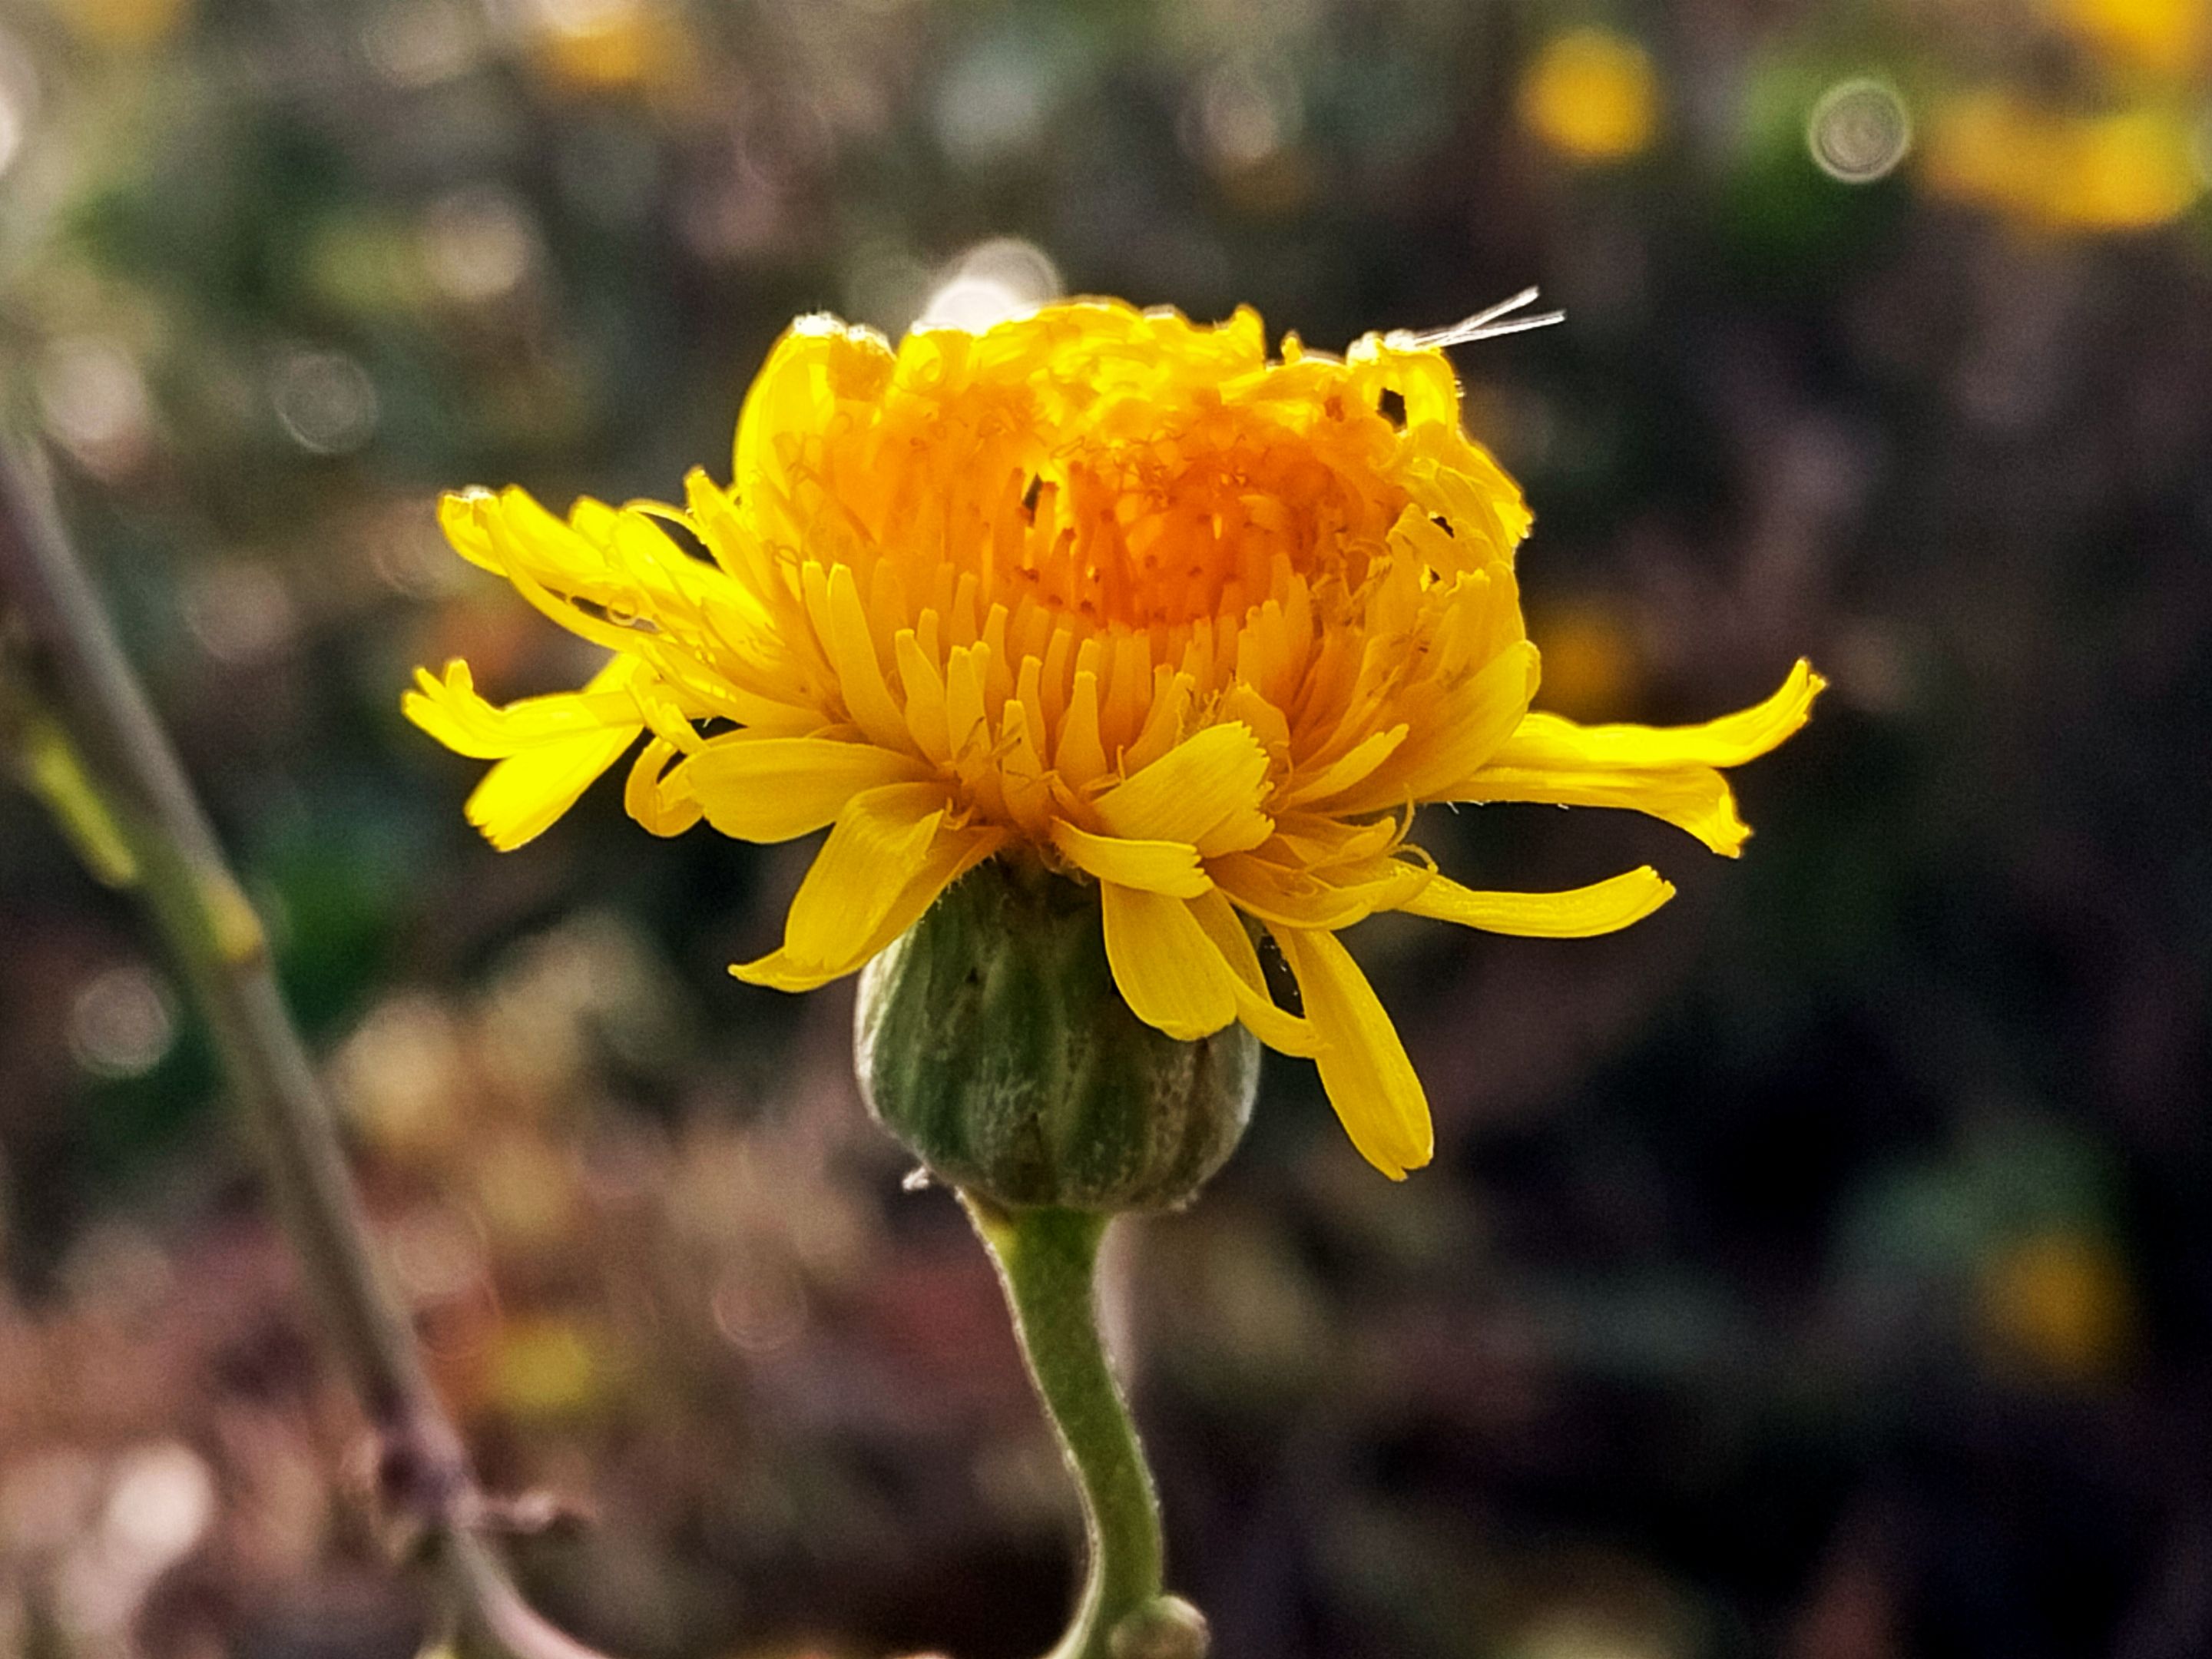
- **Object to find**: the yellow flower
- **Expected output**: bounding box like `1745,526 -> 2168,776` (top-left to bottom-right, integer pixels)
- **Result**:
61,0 -> 192,49
529,0 -> 686,95
1977,1232 -> 2135,1384
1922,90 -> 2203,232
1516,28 -> 1661,164
406,300 -> 1819,1178
2052,0 -> 2206,81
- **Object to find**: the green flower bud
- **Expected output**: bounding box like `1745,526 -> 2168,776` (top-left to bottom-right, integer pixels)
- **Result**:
856,859 -> 1258,1212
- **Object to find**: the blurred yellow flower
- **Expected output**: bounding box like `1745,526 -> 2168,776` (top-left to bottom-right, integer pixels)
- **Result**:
1978,1232 -> 2135,1382
55,0 -> 191,49
1517,29 -> 1661,163
1527,601 -> 1641,722
1923,90 -> 2203,230
529,0 -> 683,94
2050,0 -> 2206,80
407,300 -> 1817,1177
487,1316 -> 611,1418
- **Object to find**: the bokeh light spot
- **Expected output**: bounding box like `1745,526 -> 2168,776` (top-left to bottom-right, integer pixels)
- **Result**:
1808,78 -> 1912,183
710,1258 -> 810,1356
181,561 -> 299,665
0,31 -> 36,179
420,186 -> 539,306
272,348 -> 379,455
917,237 -> 1063,331
1182,55 -> 1303,175
38,338 -> 154,478
1924,91 -> 2202,231
934,38 -> 1052,167
336,992 -> 469,1160
359,0 -> 483,88
389,1204 -> 491,1303
528,0 -> 674,91
67,963 -> 175,1080
102,1443 -> 215,1565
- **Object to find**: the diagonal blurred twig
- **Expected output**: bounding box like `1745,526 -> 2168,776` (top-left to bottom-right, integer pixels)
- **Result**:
0,438 -> 620,1659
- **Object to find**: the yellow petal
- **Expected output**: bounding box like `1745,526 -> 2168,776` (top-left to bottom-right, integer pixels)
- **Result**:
1398,866 -> 1674,936
683,467 -> 789,618
1276,724 -> 1407,810
1209,849 -> 1429,932
404,656 -> 647,849
1050,820 -> 1211,898
893,628 -> 952,764
1513,659 -> 1824,769
824,562 -> 912,751
402,657 -> 638,760
783,781 -> 942,962
435,489 -> 505,575
1187,889 -> 1323,1056
731,783 -> 1002,991
624,738 -> 708,838
733,316 -> 894,500
1269,926 -> 1432,1180
1055,669 -> 1108,786
464,727 -> 641,850
1093,721 -> 1273,855
1462,661 -> 1822,855
684,736 -> 929,843
943,644 -> 989,763
1100,883 -> 1237,1041
1326,641 -> 1538,815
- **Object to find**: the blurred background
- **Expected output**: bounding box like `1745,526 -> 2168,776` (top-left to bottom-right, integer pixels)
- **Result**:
2,0 -> 2210,1655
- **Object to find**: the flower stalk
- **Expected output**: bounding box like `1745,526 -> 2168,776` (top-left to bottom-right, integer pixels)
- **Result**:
0,439 -> 615,1659
963,1195 -> 1206,1659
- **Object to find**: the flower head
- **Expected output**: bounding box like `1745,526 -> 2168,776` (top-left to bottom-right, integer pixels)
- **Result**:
406,299 -> 1820,1178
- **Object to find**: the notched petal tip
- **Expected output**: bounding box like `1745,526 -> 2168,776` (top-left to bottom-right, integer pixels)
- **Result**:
1364,1130 -> 1434,1182
435,487 -> 492,528
462,806 -> 537,853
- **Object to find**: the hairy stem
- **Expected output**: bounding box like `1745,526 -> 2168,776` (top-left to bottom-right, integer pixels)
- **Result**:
0,442 -> 614,1659
964,1197 -> 1190,1659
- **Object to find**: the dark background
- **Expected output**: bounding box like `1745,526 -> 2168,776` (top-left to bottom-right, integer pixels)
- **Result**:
2,2 -> 2208,1655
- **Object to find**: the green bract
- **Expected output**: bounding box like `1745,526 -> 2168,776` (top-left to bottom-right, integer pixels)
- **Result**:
856,859 -> 1259,1212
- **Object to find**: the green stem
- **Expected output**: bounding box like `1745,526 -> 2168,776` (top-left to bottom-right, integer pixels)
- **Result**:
964,1198 -> 1167,1659
0,442 -> 614,1659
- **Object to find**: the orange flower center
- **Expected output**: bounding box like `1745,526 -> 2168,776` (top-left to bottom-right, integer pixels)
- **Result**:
1015,409 -> 1407,631
790,326 -> 1418,654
